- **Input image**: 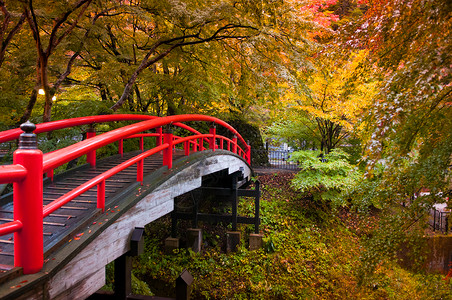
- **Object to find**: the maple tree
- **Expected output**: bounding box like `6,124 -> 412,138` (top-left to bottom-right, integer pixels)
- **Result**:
0,1 -> 25,68
1,0 -> 338,125
338,0 -> 452,282
270,48 -> 377,154
345,0 -> 452,200
96,0 -> 330,119
0,0 -> 357,126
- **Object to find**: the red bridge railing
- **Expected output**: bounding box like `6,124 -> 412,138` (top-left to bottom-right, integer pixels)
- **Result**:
0,114 -> 250,274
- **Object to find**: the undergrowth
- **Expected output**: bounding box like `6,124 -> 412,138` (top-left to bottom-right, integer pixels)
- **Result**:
122,172 -> 451,299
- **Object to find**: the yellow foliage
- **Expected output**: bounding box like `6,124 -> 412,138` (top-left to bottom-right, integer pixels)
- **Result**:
287,50 -> 378,133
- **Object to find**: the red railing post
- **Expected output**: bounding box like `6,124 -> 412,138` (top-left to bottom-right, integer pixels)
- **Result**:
163,128 -> 173,169
47,169 -> 54,182
156,127 -> 162,147
247,142 -> 251,164
97,180 -> 105,212
86,125 -> 96,168
140,136 -> 144,151
209,126 -> 216,151
232,135 -> 237,154
220,138 -> 224,150
118,139 -> 124,157
192,140 -> 197,152
137,159 -> 144,185
13,121 -> 43,274
184,140 -> 190,156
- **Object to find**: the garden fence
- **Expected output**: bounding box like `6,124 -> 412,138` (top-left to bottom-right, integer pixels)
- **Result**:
429,208 -> 450,234
251,149 -> 299,170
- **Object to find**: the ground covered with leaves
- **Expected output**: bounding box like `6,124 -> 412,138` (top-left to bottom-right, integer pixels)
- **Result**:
107,172 -> 451,299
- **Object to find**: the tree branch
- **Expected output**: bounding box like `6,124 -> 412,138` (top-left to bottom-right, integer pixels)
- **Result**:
110,23 -> 259,111
0,2 -> 26,67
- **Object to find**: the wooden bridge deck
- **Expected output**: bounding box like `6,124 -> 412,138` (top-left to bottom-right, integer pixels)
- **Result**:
0,150 -> 184,271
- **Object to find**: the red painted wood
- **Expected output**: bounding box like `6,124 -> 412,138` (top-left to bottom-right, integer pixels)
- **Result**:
0,114 -> 251,274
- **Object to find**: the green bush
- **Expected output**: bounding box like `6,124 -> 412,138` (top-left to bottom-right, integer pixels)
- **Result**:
290,149 -> 362,206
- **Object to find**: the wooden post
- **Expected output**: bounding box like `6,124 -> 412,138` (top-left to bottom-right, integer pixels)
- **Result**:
163,128 -> 173,169
97,180 -> 105,212
86,125 -> 96,168
118,139 -> 123,157
176,269 -> 194,300
209,126 -> 216,151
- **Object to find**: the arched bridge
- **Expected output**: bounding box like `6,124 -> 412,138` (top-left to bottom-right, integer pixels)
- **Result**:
0,114 -> 258,299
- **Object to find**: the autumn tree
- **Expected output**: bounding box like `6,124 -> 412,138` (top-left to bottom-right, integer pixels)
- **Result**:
78,0 -> 323,120
21,0 -> 95,122
1,0 -> 356,126
339,0 -> 451,282
346,0 -> 452,201
0,1 -> 26,68
271,49 -> 376,154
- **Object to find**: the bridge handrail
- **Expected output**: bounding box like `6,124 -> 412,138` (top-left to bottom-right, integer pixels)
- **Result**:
0,164 -> 27,184
43,133 -> 247,218
0,114 -> 201,144
0,114 -> 250,274
42,115 -> 248,172
42,144 -> 168,217
172,134 -> 246,157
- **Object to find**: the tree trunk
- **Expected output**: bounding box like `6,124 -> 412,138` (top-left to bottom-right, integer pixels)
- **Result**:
17,89 -> 38,126
40,56 -> 52,122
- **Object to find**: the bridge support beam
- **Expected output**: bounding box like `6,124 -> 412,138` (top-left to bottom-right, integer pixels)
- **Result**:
170,168 -> 261,253
165,237 -> 180,254
114,253 -> 132,299
226,231 -> 241,253
187,228 -> 202,253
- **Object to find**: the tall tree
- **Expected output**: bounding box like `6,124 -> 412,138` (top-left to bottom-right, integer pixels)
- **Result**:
348,0 -> 451,195
68,0 -> 324,119
23,0 -> 93,122
274,49 -> 377,153
0,1 -> 26,68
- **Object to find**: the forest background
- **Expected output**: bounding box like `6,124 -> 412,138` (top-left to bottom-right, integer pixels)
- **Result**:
0,0 -> 451,298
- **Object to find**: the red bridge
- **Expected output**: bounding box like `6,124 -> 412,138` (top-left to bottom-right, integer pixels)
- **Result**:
0,114 -> 256,299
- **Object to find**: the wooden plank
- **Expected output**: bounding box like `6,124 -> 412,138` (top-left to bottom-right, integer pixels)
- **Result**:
51,268 -> 105,300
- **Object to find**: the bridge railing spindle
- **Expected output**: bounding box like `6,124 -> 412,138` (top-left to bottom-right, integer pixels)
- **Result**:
118,139 -> 124,157
137,159 -> 144,185
86,125 -> 96,168
156,127 -> 162,147
140,136 -> 144,151
97,180 -> 105,212
232,135 -> 237,154
184,140 -> 190,156
209,126 -> 216,151
246,141 -> 251,164
163,128 -> 173,169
